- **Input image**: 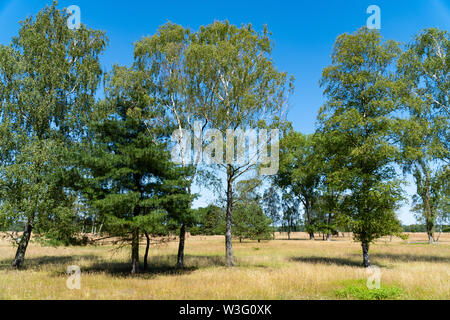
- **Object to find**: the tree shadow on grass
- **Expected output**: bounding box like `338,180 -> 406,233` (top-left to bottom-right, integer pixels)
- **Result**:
272,237 -> 317,241
0,253 -> 228,277
0,254 -> 100,271
183,254 -> 227,267
290,256 -> 363,267
78,261 -> 198,278
59,254 -> 228,278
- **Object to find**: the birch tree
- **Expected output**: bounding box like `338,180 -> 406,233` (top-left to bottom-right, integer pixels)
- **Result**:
397,28 -> 449,243
318,28 -> 404,267
0,2 -> 107,268
132,23 -> 203,268
185,21 -> 293,266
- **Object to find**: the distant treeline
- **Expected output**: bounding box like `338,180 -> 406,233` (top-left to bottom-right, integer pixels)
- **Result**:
402,224 -> 450,233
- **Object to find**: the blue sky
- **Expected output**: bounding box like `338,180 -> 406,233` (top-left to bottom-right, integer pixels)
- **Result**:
1,0 -> 449,224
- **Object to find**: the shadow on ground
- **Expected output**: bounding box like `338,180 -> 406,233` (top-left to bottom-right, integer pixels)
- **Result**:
80,262 -> 197,278
0,253 -> 228,278
70,254 -> 228,278
273,238 -> 316,241
0,255 -> 99,271
290,256 -> 362,267
364,253 -> 450,264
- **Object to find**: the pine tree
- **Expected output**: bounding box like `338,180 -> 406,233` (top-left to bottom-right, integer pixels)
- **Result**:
397,28 -> 449,244
80,83 -> 193,274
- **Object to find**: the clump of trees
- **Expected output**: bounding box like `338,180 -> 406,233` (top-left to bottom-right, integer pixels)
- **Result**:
402,224 -> 450,233
192,180 -> 274,243
0,2 -> 448,272
78,73 -> 194,273
190,205 -> 225,236
266,27 -> 448,266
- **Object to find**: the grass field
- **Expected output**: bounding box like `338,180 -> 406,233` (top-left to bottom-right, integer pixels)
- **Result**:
0,232 -> 449,300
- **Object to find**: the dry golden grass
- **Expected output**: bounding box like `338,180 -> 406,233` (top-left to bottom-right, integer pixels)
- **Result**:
0,232 -> 448,300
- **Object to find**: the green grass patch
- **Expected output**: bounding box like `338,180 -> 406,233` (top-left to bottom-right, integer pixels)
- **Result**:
335,279 -> 404,300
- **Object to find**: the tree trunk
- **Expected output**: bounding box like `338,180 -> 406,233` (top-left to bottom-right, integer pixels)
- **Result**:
98,222 -> 104,236
176,224 -> 186,268
426,218 -> 434,244
131,229 -> 140,274
12,216 -> 34,269
225,165 -> 234,267
362,242 -> 370,267
427,233 -> 434,244
327,212 -> 332,241
143,232 -> 150,271
305,200 -> 315,240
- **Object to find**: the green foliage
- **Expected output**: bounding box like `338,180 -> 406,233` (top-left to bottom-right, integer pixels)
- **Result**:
402,224 -> 426,232
280,191 -> 302,237
409,162 -> 448,237
275,130 -> 321,237
1,3 -> 447,274
233,202 -> 273,242
183,21 -> 294,265
318,28 -> 405,247
0,1 -> 107,254
34,233 -> 89,247
81,82 -> 193,242
262,186 -> 281,229
187,21 -> 294,134
116,24 -> 202,261
192,205 -> 225,236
